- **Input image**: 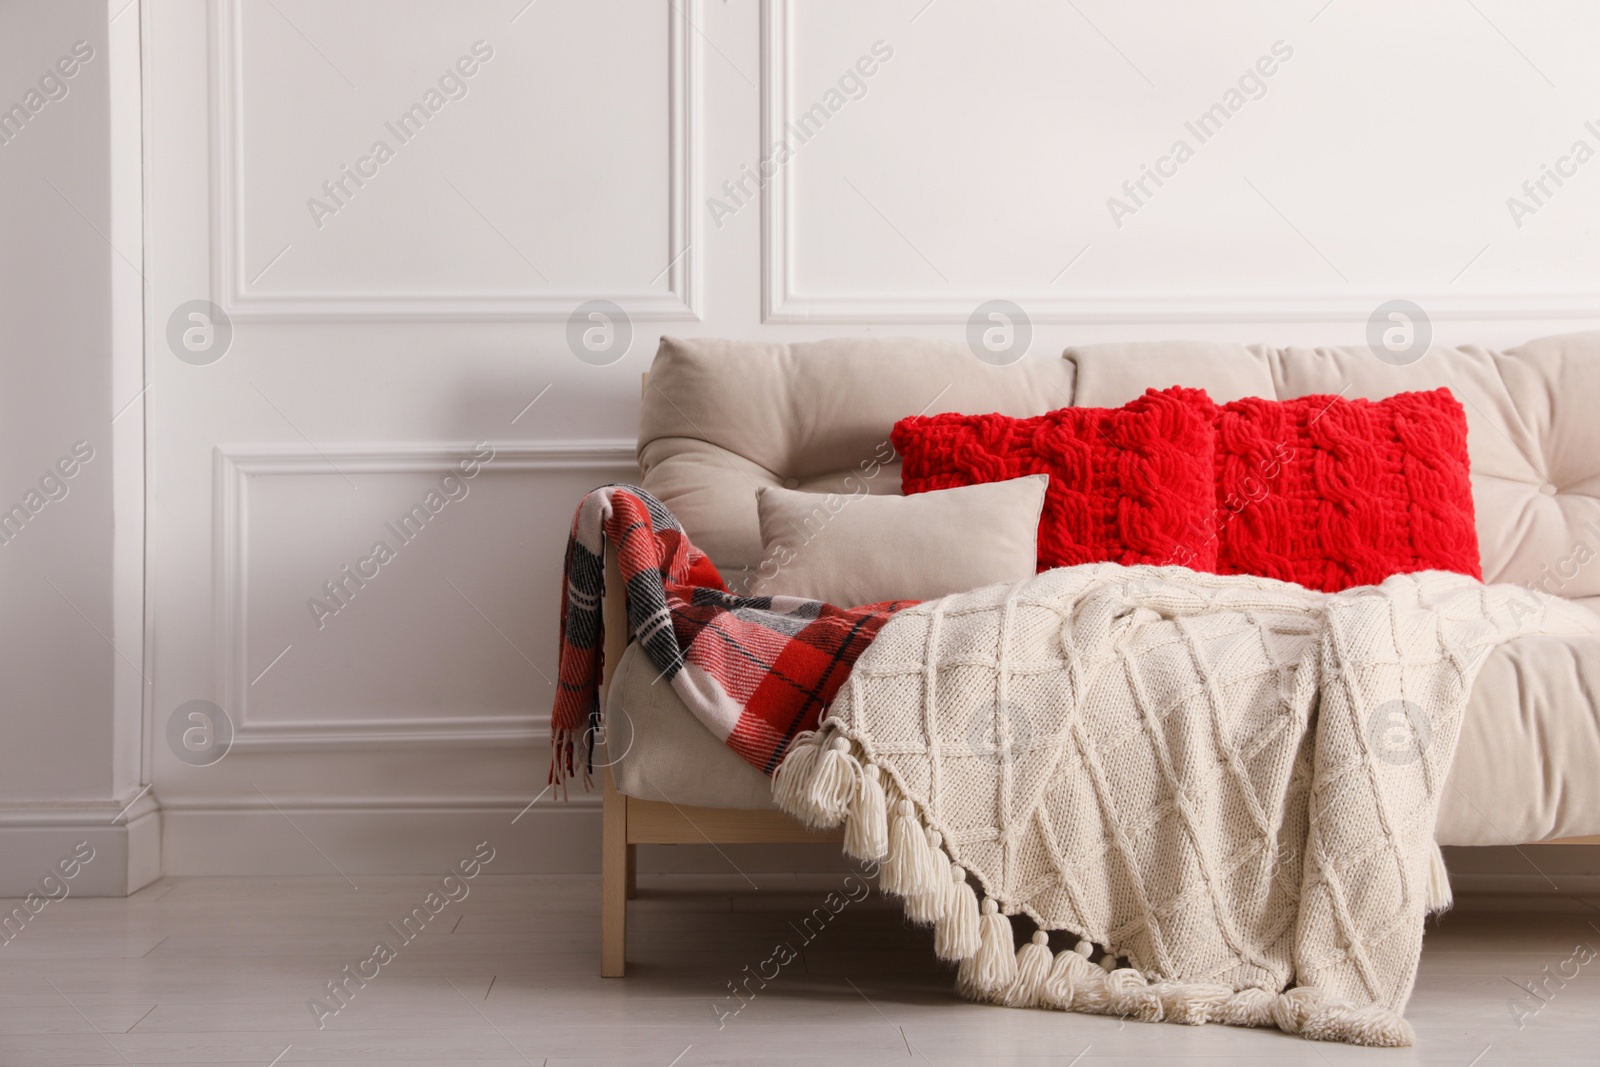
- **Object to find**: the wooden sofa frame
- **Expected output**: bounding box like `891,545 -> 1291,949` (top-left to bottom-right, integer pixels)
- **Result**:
598,547 -> 840,977
597,376 -> 1599,977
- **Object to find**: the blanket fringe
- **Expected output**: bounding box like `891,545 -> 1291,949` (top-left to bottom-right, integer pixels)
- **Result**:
935,865 -> 982,960
905,828 -> 951,926
844,764 -> 888,861
882,799 -> 939,895
956,897 -> 1018,996
771,727 -> 1418,1047
1001,930 -> 1054,1008
1425,840 -> 1453,913
769,735 -> 823,821
548,729 -> 586,796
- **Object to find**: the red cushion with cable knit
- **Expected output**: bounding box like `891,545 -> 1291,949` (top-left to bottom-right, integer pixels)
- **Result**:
1213,388 -> 1481,592
892,386 -> 1218,571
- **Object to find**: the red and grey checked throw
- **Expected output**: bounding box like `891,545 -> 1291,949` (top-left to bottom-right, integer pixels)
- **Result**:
550,485 -> 913,789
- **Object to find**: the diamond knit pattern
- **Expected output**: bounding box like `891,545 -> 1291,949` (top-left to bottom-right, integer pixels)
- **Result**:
892,386 -> 1218,572
822,564 -> 1596,1012
1214,389 -> 1481,592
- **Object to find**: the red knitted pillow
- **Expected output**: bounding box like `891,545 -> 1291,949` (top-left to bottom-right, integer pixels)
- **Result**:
892,386 -> 1218,571
1213,388 -> 1481,592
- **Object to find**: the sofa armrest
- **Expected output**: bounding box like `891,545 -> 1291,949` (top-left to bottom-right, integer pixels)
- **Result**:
600,543 -> 630,701
600,542 -> 632,976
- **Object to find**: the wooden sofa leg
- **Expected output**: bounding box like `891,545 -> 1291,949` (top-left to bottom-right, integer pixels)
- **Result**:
599,544 -> 631,977
601,772 -> 628,977
625,844 -> 637,900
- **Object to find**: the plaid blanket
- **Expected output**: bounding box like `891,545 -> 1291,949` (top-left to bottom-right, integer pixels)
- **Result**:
551,485 -> 914,789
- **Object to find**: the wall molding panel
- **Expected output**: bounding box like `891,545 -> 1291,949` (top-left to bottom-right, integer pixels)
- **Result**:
759,0 -> 1600,325
209,0 -> 702,322
125,0 -> 1600,886
214,441 -> 637,751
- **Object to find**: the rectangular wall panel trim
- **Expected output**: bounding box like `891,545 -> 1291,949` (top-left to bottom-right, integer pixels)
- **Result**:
209,0 -> 701,322
759,0 -> 1600,325
214,440 -> 637,750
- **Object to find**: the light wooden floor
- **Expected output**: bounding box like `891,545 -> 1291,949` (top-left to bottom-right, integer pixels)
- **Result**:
1,875 -> 1597,1066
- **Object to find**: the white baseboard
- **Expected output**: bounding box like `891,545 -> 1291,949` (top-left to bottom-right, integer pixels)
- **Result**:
40,800 -> 1597,886
162,802 -> 598,877
0,795 -> 161,897
160,801 -> 855,877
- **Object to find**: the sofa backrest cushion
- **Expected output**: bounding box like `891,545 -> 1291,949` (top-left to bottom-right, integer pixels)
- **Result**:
639,332 -> 1600,600
638,336 -> 1075,584
1065,333 -> 1600,597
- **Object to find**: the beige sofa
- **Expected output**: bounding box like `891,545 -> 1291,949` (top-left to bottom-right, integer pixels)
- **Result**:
597,333 -> 1600,974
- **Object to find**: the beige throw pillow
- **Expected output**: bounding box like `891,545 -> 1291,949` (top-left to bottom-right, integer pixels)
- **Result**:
752,475 -> 1048,606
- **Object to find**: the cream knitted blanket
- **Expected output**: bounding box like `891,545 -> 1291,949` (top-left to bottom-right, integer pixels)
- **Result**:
772,564 -> 1596,1046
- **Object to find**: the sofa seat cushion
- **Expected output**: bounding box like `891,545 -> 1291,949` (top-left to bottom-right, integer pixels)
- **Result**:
607,642 -> 774,810
1437,627 -> 1600,845
611,626 -> 1600,839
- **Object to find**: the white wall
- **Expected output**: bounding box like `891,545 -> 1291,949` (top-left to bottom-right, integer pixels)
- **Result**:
0,0 -> 151,895
130,0 -> 1600,882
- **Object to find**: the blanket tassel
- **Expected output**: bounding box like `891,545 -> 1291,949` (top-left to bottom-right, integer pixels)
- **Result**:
1039,942 -> 1095,1011
843,764 -> 888,862
905,829 -> 951,926
770,733 -> 824,822
1425,839 -> 1453,913
956,898 -> 1018,997
1270,986 -> 1416,1046
808,736 -> 859,824
934,865 -> 981,960
1028,946 -> 1412,1045
769,733 -> 1418,1046
881,799 -> 937,895
774,733 -> 858,827
1054,940 -> 1111,1013
1001,931 -> 1055,1007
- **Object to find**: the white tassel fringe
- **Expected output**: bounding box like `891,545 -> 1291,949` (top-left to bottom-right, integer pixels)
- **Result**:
904,829 -> 950,926
770,731 -> 825,822
843,764 -> 888,861
1425,839 -> 1453,913
1001,931 -> 1054,1007
934,866 -> 981,961
957,898 -> 1018,997
881,799 -> 935,895
808,736 -> 860,825
768,726 -> 1416,1047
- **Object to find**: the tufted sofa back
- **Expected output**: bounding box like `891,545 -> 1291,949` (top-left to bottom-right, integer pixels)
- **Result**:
638,333 -> 1600,606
